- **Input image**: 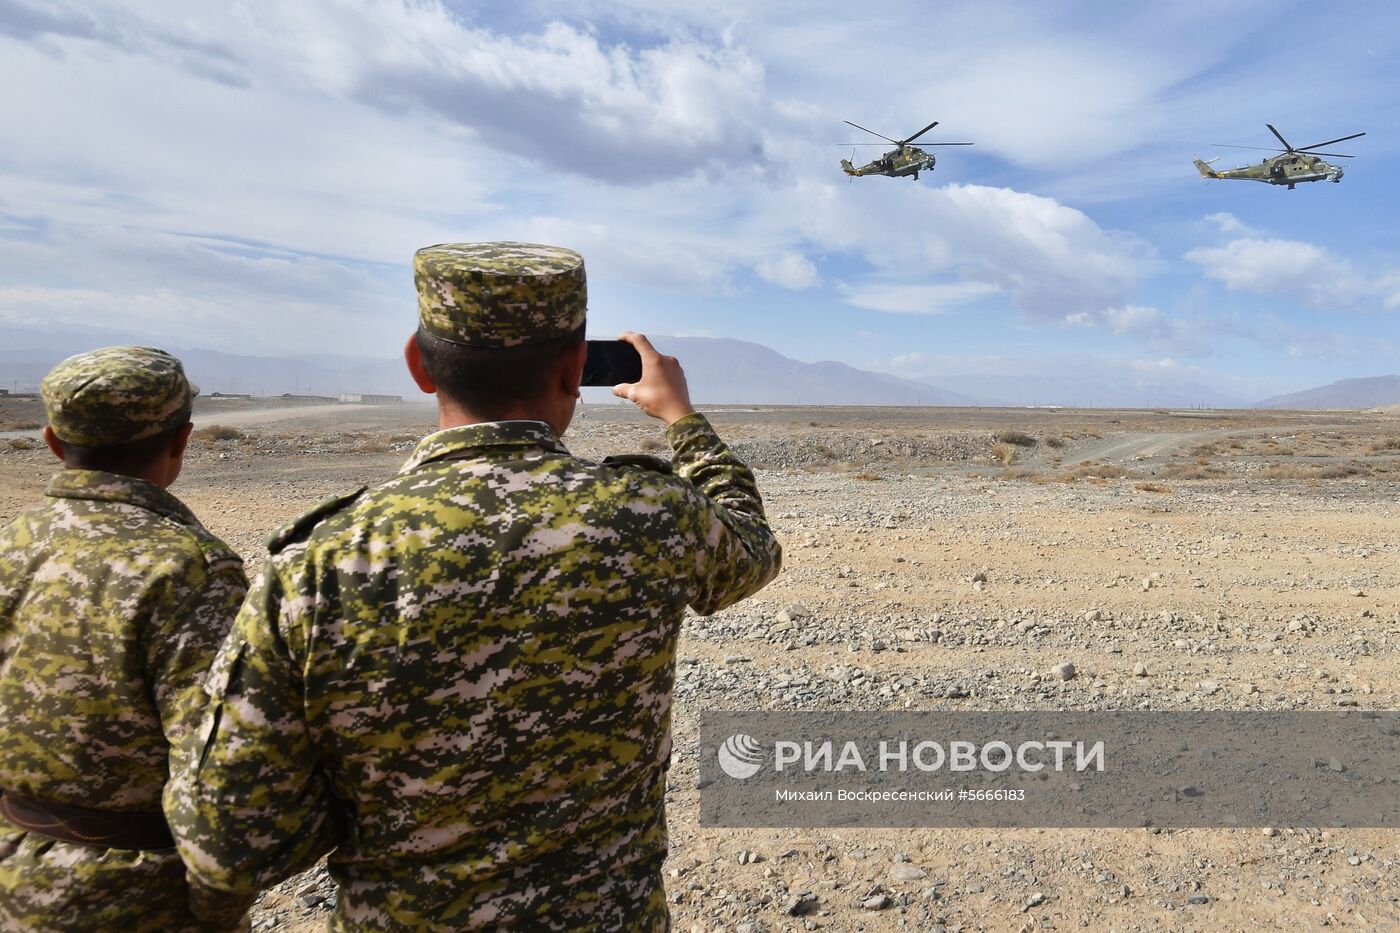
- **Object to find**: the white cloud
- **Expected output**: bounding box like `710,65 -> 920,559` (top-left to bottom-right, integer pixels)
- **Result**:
884,351 -> 928,372
1,0 -> 1392,385
1128,357 -> 1181,373
232,4 -> 771,184
788,181 -> 1147,320
840,281 -> 999,314
754,251 -> 819,290
1185,237 -> 1383,310
1056,304 -> 1211,358
1103,305 -> 1169,339
1204,212 -> 1254,236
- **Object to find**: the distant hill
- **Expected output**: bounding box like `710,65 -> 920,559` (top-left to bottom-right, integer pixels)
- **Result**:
0,342 -> 420,398
0,327 -> 976,406
646,337 -> 976,406
1257,375 -> 1400,410
925,373 -> 1246,409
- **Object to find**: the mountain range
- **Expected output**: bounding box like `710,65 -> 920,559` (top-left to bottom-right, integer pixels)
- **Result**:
1257,376 -> 1400,410
2,323 -> 1396,409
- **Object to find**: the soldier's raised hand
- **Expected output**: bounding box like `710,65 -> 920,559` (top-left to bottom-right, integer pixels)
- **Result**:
612,332 -> 695,425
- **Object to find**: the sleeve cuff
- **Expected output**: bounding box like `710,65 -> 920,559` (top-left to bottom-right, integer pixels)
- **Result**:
665,412 -> 715,447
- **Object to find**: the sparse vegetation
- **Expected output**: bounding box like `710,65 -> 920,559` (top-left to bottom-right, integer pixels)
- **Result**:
639,437 -> 666,453
990,442 -> 1015,465
1043,435 -> 1065,449
851,471 -> 883,481
1052,461 -> 1134,482
1258,462 -> 1368,480
1160,462 -> 1226,479
194,424 -> 241,442
7,437 -> 36,451
1135,481 -> 1171,493
994,429 -> 1037,447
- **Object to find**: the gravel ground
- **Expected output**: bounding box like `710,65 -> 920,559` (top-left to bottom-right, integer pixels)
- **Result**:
2,402 -> 1397,931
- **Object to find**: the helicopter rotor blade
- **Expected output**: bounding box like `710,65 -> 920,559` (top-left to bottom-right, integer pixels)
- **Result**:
1301,151 -> 1355,158
843,120 -> 900,144
1212,144 -> 1288,152
1296,131 -> 1365,152
922,142 -> 974,146
901,120 -> 941,145
1266,124 -> 1295,151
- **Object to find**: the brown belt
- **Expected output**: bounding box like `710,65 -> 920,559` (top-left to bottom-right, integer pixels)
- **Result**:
0,790 -> 175,850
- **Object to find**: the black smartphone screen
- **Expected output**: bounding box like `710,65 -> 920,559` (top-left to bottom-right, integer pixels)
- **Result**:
582,340 -> 643,386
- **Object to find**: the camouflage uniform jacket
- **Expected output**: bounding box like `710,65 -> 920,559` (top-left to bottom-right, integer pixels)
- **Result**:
0,469 -> 253,931
169,413 -> 783,931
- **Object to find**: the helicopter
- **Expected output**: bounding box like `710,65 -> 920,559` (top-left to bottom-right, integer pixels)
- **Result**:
1194,124 -> 1365,189
839,119 -> 973,180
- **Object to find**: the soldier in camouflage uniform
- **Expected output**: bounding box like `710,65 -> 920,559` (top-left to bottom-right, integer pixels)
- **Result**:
0,346 -> 254,931
168,242 -> 782,931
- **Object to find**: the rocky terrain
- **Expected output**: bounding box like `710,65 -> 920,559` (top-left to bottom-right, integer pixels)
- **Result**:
2,398 -> 1397,931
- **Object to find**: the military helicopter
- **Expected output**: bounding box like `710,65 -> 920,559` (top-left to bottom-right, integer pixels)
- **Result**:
1194,124 -> 1365,189
839,119 -> 973,180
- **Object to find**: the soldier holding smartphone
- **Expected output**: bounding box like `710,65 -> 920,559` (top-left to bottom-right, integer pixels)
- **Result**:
168,242 -> 782,931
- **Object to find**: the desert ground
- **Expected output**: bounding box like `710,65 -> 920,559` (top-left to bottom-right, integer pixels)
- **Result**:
2,395 -> 1398,932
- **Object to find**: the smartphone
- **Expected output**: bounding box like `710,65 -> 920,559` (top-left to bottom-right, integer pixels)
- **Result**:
582,340 -> 643,386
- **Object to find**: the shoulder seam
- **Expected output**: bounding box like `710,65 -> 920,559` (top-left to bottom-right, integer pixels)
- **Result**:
267,487 -> 369,554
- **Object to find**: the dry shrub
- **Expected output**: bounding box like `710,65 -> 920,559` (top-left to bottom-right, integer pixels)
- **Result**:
852,471 -> 883,481
194,424 -> 241,442
1052,461 -> 1136,483
995,429 -> 1037,447
810,443 -> 836,460
639,437 -> 666,453
7,437 -> 36,451
1365,437 -> 1400,454
1161,462 -> 1225,479
1135,481 -> 1171,494
1043,435 -> 1065,449
6,420 -> 41,430
1259,462 -> 1369,480
990,442 -> 1015,465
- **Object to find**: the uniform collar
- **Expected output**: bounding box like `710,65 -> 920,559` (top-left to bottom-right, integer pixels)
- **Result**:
45,469 -> 199,527
401,420 -> 569,473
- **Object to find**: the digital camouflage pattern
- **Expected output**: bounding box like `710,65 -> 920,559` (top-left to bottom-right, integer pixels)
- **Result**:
414,242 -> 588,347
0,470 -> 253,931
41,346 -> 196,446
169,413 -> 782,932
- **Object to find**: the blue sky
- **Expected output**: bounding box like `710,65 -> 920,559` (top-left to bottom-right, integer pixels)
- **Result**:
1,0 -> 1398,401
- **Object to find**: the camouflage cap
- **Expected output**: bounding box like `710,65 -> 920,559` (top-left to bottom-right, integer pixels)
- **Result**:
41,346 -> 196,447
414,242 -> 586,348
